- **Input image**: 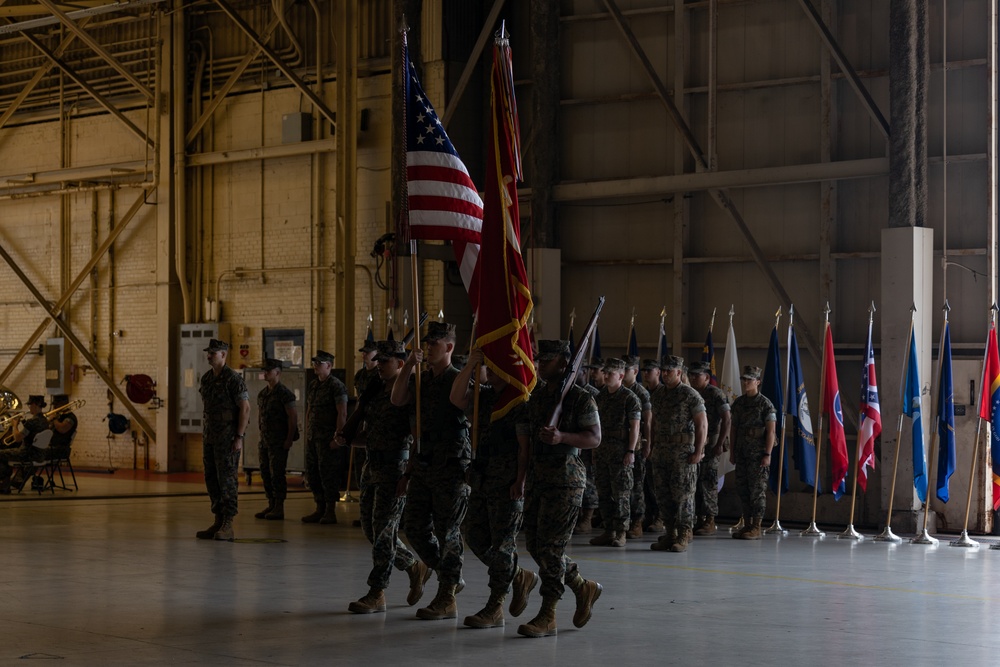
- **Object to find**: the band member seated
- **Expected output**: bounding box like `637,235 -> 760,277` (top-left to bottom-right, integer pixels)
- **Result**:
0,395 -> 51,493
45,394 -> 78,460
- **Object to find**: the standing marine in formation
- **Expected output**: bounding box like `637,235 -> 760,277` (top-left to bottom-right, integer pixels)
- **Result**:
688,361 -> 731,536
302,350 -> 349,525
254,358 -> 297,521
729,365 -> 777,540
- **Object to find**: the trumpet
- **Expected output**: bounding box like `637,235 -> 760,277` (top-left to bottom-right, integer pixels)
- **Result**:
2,399 -> 85,446
0,410 -> 28,431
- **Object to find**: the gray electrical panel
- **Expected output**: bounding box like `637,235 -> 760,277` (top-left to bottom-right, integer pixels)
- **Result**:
242,367 -> 307,476
45,337 -> 68,395
178,323 -> 230,433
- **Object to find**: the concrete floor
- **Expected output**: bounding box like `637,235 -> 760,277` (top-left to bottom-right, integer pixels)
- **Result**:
2,472 -> 1000,665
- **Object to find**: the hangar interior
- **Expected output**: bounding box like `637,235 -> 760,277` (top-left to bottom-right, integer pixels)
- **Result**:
0,0 -> 995,534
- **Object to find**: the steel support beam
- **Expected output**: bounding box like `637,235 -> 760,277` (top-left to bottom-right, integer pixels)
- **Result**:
795,0 -> 890,140
186,138 -> 337,167
213,0 -> 337,130
21,32 -> 154,147
440,0 -> 506,130
600,0 -> 823,365
35,0 -> 154,102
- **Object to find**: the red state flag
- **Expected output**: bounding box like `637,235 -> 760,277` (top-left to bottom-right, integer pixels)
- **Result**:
823,324 -> 850,499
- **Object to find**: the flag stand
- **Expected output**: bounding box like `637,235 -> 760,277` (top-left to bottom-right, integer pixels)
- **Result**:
766,306 -> 790,537
801,305 -> 832,538
874,308 -> 916,544
949,420 -> 981,548
913,302 -> 950,546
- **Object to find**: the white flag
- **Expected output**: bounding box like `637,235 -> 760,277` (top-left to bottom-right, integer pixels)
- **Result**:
718,317 -> 741,482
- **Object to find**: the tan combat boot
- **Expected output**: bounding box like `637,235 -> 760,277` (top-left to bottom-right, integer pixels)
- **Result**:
463,590 -> 506,628
738,517 -> 763,540
406,561 -> 432,606
195,514 -> 223,540
647,517 -> 665,533
589,531 -> 614,546
574,508 -> 595,534
415,583 -> 458,620
509,567 -> 539,617
213,516 -> 235,541
650,520 -> 676,551
319,504 -> 338,525
348,588 -> 386,614
516,598 -> 558,638
610,530 -> 627,547
670,528 -> 693,552
265,500 -> 284,520
694,516 -> 717,535
731,515 -> 749,538
254,501 -> 274,519
627,519 -> 643,539
301,503 -> 325,523
567,572 -> 603,628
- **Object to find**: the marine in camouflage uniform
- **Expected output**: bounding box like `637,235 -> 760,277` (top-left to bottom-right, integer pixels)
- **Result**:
303,350 -> 349,525
515,340 -> 603,638
197,340 -> 250,541
641,359 -> 664,530
450,348 -> 537,629
347,340 -> 430,615
649,356 -> 707,553
729,365 -> 776,540
254,358 -> 297,521
590,358 -> 640,547
354,339 -> 380,397
0,395 -> 50,493
689,361 -> 731,535
392,321 -> 470,621
575,365 -> 600,534
623,355 -> 651,537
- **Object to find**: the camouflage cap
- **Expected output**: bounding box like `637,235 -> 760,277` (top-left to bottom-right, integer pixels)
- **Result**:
623,355 -> 641,368
203,338 -> 229,353
358,339 -> 378,353
689,361 -> 712,375
741,365 -> 763,380
262,358 -> 284,371
641,358 -> 660,371
421,321 -> 457,342
537,339 -> 572,361
311,349 -> 335,364
661,355 -> 685,371
375,340 -> 407,361
603,357 -> 627,373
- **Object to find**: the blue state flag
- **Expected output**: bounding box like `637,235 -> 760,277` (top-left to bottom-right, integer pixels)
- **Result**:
786,326 -> 818,491
763,326 -> 788,495
627,324 -> 639,358
903,330 -> 927,503
936,322 -> 956,503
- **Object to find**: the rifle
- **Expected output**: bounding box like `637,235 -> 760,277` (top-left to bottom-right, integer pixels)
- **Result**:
546,297 -> 605,432
339,312 -> 428,445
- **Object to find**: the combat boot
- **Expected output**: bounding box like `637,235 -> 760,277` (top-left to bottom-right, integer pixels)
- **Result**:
694,516 -> 717,535
627,519 -> 643,539
731,515 -> 749,539
610,531 -> 627,547
650,520 -> 676,551
574,508 -> 594,534
213,516 -> 235,541
516,598 -> 558,638
254,501 -> 274,520
463,590 -> 505,628
647,517 -> 665,533
693,516 -> 706,532
301,503 -> 325,523
567,572 -> 602,628
319,504 -> 338,524
670,528 -> 693,552
589,530 -> 614,546
509,567 -> 539,617
406,561 -> 432,606
265,500 -> 284,520
738,517 -> 763,540
348,588 -> 386,614
195,514 -> 223,540
415,583 -> 457,620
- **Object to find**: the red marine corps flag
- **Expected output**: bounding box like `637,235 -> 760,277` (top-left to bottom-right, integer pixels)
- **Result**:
474,27 -> 536,419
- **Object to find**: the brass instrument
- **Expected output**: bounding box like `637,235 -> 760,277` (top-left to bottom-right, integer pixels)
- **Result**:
2,398 -> 85,446
0,387 -> 21,448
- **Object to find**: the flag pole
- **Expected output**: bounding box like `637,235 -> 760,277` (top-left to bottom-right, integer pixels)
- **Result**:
801,303 -> 831,537
657,307 -> 667,366
840,302 -> 876,541
950,305 -> 995,548
567,307 -> 576,341
874,304 -> 916,543
913,301 -> 950,545
766,304 -> 792,536
469,313 -> 481,460
709,306 -> 717,334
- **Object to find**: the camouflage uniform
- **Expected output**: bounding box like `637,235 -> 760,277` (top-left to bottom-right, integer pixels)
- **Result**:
354,365 -> 380,397
361,381 -> 417,590
730,392 -> 776,519
518,380 -> 599,600
403,365 -> 470,586
580,382 -> 600,511
624,379 -> 651,525
257,381 -> 297,504
305,374 -> 349,509
593,386 -> 640,532
650,383 -> 706,532
695,383 -> 730,518
200,365 -> 249,518
643,384 -> 663,525
463,386 -> 526,597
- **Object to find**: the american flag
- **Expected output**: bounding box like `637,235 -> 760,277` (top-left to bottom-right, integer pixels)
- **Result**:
403,37 -> 483,300
857,317 -> 882,491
